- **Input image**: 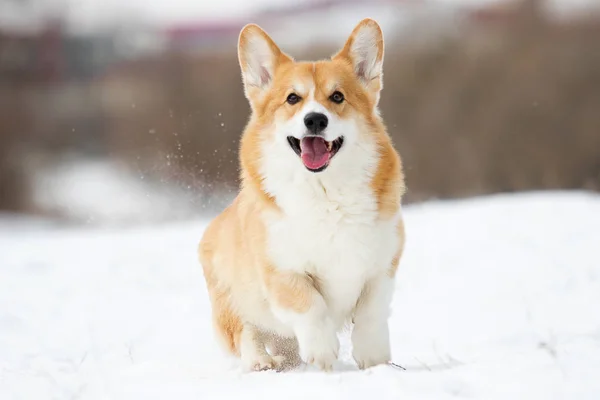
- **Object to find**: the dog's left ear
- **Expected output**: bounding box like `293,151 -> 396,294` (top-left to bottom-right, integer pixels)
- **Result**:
238,24 -> 292,104
333,19 -> 384,96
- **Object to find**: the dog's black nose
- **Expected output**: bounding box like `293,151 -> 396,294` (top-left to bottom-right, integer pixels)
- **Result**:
304,112 -> 328,135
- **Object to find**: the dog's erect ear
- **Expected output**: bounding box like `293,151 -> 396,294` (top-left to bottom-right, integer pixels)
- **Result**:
238,24 -> 292,101
333,19 -> 384,94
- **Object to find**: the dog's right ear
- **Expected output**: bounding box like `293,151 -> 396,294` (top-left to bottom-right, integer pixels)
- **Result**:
238,24 -> 292,102
333,19 -> 384,105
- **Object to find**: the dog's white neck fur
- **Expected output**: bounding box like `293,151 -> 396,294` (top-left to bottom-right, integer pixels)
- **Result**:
261,134 -> 379,221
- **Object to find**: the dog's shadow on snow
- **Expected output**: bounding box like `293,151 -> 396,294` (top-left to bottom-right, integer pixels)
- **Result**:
216,352 -> 464,376
294,360 -> 360,374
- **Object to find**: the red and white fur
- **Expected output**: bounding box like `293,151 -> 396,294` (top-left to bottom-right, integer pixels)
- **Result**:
199,18 -> 406,372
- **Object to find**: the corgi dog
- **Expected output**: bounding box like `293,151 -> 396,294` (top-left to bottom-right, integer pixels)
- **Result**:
199,18 -> 406,372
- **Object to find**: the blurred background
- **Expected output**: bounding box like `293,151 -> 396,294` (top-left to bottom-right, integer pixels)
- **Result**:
1,0 -> 599,226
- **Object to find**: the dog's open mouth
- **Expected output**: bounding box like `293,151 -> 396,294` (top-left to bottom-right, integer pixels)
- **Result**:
287,136 -> 344,172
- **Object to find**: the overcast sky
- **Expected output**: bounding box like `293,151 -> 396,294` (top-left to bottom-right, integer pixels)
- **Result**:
1,0 -> 598,34
0,0 -> 295,33
70,0 -> 292,24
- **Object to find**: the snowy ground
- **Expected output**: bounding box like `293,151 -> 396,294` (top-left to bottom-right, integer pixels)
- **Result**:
30,157 -> 231,225
1,191 -> 599,399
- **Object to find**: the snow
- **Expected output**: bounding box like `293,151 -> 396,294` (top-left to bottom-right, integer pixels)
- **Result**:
31,158 -> 229,225
3,0 -> 599,35
0,0 -> 298,34
1,191 -> 600,399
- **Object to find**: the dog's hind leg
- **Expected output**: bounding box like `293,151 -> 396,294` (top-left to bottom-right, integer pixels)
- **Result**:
266,334 -> 301,371
239,325 -> 286,372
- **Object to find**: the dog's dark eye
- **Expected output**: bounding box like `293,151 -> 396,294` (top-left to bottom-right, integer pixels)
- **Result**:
330,91 -> 344,104
286,93 -> 301,105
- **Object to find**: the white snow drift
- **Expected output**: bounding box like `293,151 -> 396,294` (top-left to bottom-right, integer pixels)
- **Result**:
1,191 -> 599,399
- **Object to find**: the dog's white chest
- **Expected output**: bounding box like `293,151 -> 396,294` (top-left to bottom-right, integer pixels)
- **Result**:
265,187 -> 399,322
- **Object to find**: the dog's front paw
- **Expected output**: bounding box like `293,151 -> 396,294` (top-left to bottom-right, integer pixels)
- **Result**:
352,322 -> 391,370
353,348 -> 390,370
296,321 -> 340,371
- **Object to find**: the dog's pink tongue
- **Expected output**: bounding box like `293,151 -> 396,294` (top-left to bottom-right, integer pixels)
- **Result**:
300,137 -> 330,170
300,136 -> 329,169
